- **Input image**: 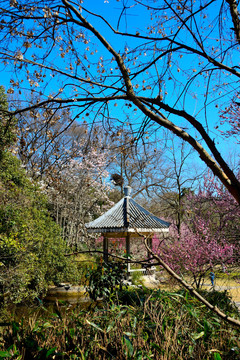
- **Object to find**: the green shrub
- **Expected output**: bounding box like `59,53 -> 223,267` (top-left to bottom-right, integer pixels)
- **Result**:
85,259 -> 127,301
0,152 -> 81,304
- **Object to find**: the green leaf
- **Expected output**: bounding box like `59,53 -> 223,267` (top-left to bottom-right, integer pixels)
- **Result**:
123,332 -> 135,337
46,348 -> 57,358
123,335 -> 134,357
192,331 -> 204,340
213,353 -> 222,360
204,319 -> 211,339
86,320 -> 104,333
0,351 -> 12,358
69,327 -> 75,337
143,331 -> 149,341
43,322 -> 54,329
188,345 -> 193,355
106,323 -> 114,333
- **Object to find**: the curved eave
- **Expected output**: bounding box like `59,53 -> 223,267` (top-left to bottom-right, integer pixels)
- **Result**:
86,227 -> 169,234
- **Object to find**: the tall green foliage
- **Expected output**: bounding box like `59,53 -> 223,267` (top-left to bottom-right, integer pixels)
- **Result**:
1,289 -> 239,359
0,151 -> 80,304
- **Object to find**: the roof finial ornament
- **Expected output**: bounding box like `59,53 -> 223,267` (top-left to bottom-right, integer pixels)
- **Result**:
124,186 -> 132,197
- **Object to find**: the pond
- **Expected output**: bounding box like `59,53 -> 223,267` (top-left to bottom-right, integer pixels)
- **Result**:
45,284 -> 88,304
5,285 -> 95,322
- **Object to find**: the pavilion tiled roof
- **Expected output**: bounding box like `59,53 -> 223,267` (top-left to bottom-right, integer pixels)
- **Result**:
85,186 -> 170,234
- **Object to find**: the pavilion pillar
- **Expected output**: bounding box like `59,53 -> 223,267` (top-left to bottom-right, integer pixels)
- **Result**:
147,237 -> 152,259
126,233 -> 130,276
103,235 -> 108,263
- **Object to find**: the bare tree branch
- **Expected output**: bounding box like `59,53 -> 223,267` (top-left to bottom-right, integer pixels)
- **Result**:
226,0 -> 240,44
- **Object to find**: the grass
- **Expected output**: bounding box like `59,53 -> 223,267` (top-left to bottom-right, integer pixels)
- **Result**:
1,287 -> 240,359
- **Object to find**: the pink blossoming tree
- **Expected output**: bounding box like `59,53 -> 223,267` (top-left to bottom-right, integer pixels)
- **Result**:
154,222 -> 234,289
153,174 -> 239,288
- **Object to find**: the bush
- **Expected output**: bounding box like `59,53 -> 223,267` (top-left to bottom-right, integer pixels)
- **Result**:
0,152 -> 81,304
85,259 -> 127,301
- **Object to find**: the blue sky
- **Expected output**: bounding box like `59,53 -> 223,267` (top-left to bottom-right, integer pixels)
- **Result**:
0,0 -> 239,180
